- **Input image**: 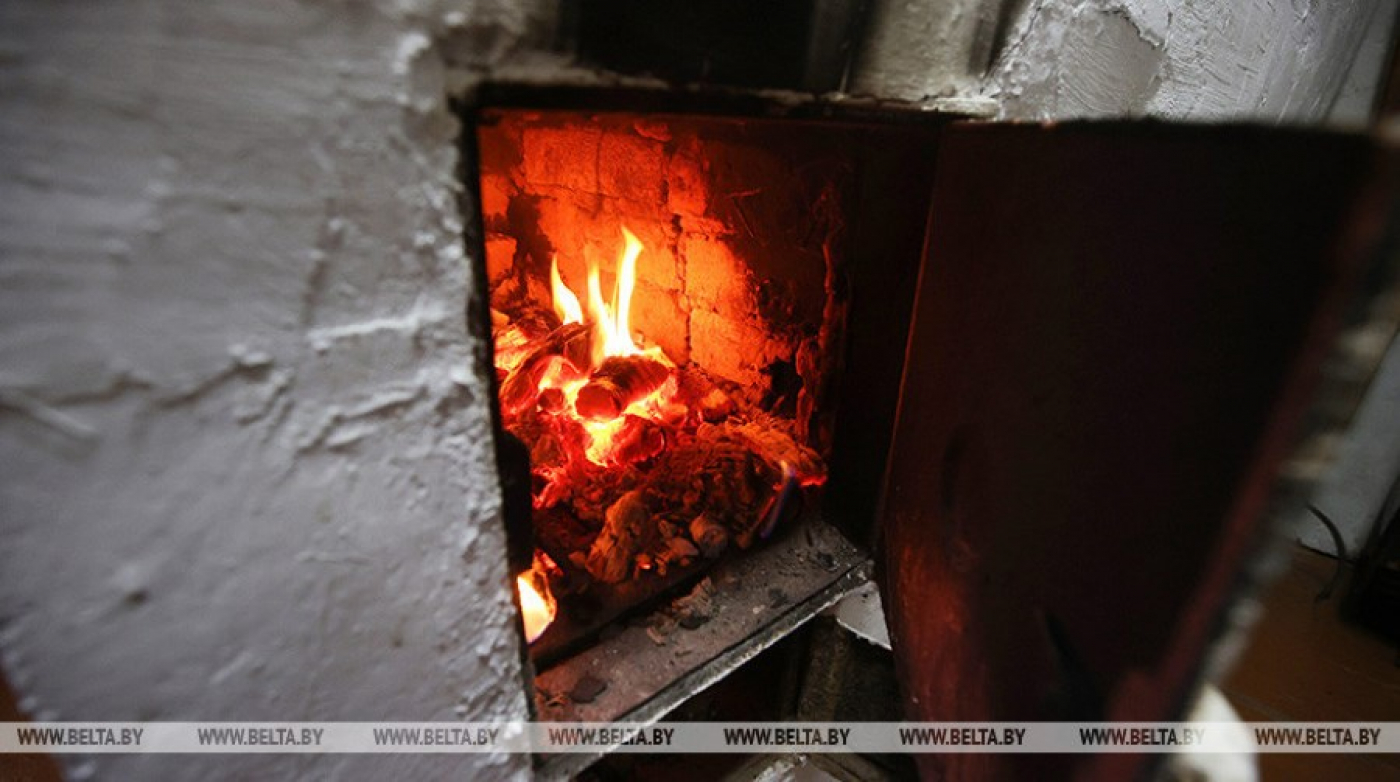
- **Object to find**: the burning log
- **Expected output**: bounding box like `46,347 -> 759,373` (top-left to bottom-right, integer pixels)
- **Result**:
545,321 -> 594,367
605,414 -> 666,466
537,387 -> 566,414
500,354 -> 578,416
582,489 -> 651,584
575,355 -> 672,421
497,322 -> 591,416
699,388 -> 735,422
507,320 -> 591,371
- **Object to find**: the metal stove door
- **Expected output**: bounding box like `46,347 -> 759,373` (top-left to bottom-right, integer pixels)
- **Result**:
877,122 -> 1386,781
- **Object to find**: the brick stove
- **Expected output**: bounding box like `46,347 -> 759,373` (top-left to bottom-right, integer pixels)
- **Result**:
470,101 -> 943,773
460,73 -> 1400,782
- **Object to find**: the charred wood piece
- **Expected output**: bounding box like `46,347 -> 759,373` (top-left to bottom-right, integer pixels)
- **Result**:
689,514 -> 729,559
497,322 -> 591,415
575,355 -> 671,420
605,414 -> 666,466
582,489 -> 651,584
737,463 -> 801,550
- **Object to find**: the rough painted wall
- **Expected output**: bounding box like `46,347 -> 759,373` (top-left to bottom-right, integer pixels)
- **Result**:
1299,334 -> 1400,556
989,0 -> 1395,122
850,0 -> 999,101
0,1 -> 548,779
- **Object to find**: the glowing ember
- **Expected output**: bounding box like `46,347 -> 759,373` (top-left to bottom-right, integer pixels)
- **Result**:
491,217 -> 828,599
516,569 -> 556,642
484,116 -> 840,636
519,227 -> 678,470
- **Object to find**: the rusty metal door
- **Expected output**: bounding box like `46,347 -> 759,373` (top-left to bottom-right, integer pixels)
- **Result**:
878,123 -> 1387,781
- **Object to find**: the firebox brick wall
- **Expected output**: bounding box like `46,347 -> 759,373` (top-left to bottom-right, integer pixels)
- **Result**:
480,112 -> 834,397
0,1 -> 1389,780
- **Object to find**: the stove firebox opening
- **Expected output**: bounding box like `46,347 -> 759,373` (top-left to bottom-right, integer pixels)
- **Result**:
473,105 -> 941,686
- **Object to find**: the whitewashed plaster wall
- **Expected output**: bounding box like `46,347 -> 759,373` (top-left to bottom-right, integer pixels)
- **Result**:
0,1 -> 1392,780
0,1 -> 553,780
989,0 -> 1396,122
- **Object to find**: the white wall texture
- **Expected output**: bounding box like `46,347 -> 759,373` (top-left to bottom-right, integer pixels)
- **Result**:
0,1 -> 1392,780
989,0 -> 1395,122
0,1 -> 550,779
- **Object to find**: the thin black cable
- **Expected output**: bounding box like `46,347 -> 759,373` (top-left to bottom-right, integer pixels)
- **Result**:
1307,504 -> 1349,601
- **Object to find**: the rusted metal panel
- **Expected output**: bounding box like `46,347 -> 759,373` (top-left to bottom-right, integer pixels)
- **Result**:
879,122 -> 1385,782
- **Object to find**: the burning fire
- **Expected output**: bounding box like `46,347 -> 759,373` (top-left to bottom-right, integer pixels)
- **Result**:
516,557 -> 558,643
554,227 -> 652,366
484,119 -> 839,645
505,227 -> 680,477
494,218 -> 828,622
550,256 -> 584,326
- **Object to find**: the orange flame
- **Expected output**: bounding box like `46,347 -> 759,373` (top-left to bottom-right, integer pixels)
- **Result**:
541,226 -> 674,468
550,255 -> 583,325
555,227 -> 646,365
516,569 -> 556,643
610,227 -> 642,359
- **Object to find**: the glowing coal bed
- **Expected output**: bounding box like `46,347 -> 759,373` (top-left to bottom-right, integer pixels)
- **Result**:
481,109 -> 850,660
474,105 -> 941,735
